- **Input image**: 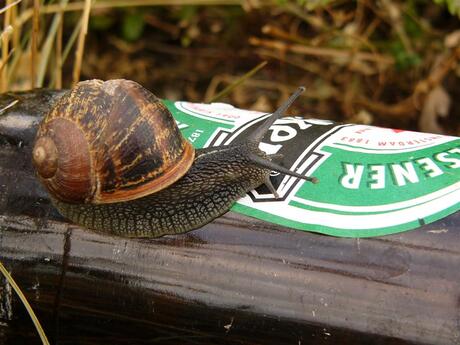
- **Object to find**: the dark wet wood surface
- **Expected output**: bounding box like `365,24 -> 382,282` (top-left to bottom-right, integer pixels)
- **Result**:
0,92 -> 459,344
1,129 -> 460,345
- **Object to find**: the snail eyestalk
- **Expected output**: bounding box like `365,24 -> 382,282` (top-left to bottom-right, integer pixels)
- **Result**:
248,152 -> 318,184
249,86 -> 306,143
248,86 -> 318,184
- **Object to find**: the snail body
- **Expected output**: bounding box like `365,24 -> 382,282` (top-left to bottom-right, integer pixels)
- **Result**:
53,142 -> 268,237
32,79 -> 315,238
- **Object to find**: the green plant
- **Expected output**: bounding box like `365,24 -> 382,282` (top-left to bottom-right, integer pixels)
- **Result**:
433,0 -> 460,17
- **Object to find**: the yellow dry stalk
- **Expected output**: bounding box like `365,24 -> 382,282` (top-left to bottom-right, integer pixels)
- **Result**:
0,260 -> 50,345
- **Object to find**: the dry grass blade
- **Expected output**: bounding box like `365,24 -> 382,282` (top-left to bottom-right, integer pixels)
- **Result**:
206,61 -> 268,102
249,37 -> 394,66
0,99 -> 18,114
37,0 -> 69,88
48,14 -> 81,87
4,0 -> 23,88
0,0 -> 21,15
0,48 -> 14,73
55,8 -> 63,89
0,261 -> 50,345
1,0 -> 13,92
31,0 -> 39,88
62,17 -> 81,62
72,0 -> 91,85
0,25 -> 13,47
262,24 -> 310,45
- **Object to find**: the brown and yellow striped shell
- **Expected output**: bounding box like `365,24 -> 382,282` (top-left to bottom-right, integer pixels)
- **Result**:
32,79 -> 195,204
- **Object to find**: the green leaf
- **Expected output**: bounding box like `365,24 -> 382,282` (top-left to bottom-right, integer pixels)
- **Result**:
90,15 -> 114,31
121,12 -> 145,42
403,4 -> 422,39
389,40 -> 422,70
175,5 -> 198,22
433,0 -> 460,17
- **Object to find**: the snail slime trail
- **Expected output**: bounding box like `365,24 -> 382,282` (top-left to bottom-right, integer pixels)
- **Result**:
32,80 -> 316,237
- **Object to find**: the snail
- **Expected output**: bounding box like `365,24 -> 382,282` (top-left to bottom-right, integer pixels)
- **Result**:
31,79 -> 317,238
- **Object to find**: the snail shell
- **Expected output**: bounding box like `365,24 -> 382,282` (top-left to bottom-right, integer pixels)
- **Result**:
32,79 -> 194,204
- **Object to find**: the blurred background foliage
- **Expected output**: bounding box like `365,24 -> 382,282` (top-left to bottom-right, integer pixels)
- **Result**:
1,0 -> 460,134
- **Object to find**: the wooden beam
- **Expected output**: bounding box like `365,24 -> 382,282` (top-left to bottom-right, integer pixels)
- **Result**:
0,91 -> 459,344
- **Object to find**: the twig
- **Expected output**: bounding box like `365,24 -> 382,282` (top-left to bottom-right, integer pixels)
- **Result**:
355,46 -> 460,121
282,2 -> 330,31
249,37 -> 394,66
380,0 -> 414,54
144,14 -> 180,37
354,96 -> 415,120
414,47 -> 460,98
261,24 -> 383,76
261,24 -> 310,45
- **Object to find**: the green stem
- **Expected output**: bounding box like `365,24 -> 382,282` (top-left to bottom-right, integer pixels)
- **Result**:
208,61 -> 267,103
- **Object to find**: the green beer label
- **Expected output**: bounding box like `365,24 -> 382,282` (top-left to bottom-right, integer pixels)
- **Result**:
164,100 -> 460,238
